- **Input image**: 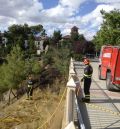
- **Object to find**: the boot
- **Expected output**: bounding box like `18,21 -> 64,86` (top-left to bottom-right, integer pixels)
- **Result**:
81,97 -> 87,102
85,95 -> 90,103
26,94 -> 30,100
82,97 -> 90,103
30,96 -> 33,100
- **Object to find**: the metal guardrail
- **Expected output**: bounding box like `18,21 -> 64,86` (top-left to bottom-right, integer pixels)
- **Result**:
75,95 -> 85,129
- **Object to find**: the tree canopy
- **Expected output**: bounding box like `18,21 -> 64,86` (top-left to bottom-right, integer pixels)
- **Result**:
93,9 -> 120,50
0,45 -> 41,94
52,30 -> 62,46
3,24 -> 45,56
0,45 -> 26,93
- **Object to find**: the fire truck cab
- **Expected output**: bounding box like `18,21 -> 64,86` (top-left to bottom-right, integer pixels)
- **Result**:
98,45 -> 120,91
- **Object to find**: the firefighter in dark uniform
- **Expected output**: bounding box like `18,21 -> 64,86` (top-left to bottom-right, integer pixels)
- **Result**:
81,58 -> 93,102
27,76 -> 34,100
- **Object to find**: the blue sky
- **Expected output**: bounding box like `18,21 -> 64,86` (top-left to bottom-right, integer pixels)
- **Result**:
0,0 -> 120,40
41,0 -> 59,9
79,1 -> 98,16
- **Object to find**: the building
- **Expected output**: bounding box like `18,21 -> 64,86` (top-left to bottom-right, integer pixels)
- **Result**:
0,33 -> 8,48
71,26 -> 79,34
34,36 -> 49,55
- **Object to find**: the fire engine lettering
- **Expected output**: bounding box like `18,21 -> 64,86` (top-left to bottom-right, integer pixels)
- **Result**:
103,53 -> 111,58
115,77 -> 120,81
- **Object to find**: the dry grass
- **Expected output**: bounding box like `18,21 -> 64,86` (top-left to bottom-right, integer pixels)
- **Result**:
0,81 -> 66,129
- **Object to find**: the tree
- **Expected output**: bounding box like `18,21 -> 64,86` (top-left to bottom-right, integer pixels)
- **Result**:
27,34 -> 36,55
0,31 -> 2,44
0,44 -> 42,102
93,9 -> 120,50
71,34 -> 87,57
30,24 -> 43,35
85,41 -> 95,55
41,46 -> 70,82
41,29 -> 47,36
0,45 -> 26,103
53,47 -> 70,76
4,24 -> 45,55
79,34 -> 85,41
42,47 -> 54,66
52,30 -> 62,46
24,57 -> 41,75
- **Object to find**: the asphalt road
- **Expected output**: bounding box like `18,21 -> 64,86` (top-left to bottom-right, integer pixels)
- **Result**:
92,61 -> 120,110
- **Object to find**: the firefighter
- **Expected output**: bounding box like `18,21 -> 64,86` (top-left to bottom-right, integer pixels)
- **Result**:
81,58 -> 93,102
27,76 -> 34,100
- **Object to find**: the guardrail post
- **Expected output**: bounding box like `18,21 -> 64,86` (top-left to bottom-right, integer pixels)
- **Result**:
66,77 -> 76,125
64,121 -> 76,129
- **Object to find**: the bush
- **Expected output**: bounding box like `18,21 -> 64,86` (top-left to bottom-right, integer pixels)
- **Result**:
39,67 -> 61,87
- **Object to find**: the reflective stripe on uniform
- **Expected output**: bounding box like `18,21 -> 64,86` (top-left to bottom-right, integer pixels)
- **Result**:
28,85 -> 32,87
84,74 -> 92,78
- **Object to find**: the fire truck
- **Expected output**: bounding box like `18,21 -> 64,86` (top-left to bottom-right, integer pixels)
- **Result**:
98,45 -> 120,91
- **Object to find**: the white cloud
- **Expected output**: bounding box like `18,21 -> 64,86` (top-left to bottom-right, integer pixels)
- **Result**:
43,22 -> 72,36
77,4 -> 114,40
81,4 -> 113,25
0,0 -> 43,27
90,17 -> 103,28
41,4 -> 75,23
43,2 -> 116,40
96,0 -> 120,4
0,0 -> 120,40
60,0 -> 87,9
96,0 -> 120,9
0,16 -> 13,31
42,1 -> 119,40
0,0 -> 40,17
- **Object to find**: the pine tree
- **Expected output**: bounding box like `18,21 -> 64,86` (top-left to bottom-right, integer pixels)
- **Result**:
0,45 -> 26,103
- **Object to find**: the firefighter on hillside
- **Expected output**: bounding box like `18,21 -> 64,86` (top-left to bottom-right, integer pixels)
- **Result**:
27,76 -> 34,100
81,58 -> 93,103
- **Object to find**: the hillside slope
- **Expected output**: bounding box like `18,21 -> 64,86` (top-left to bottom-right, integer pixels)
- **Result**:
0,84 -> 66,129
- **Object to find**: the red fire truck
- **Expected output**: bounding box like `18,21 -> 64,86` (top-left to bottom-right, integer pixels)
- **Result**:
98,45 -> 120,91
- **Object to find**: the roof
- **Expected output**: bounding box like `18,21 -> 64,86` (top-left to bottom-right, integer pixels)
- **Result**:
35,37 -> 42,41
35,36 -> 49,41
62,35 -> 71,39
71,26 -> 79,30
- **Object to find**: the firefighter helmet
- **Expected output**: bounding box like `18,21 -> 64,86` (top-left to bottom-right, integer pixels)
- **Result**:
84,58 -> 90,65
